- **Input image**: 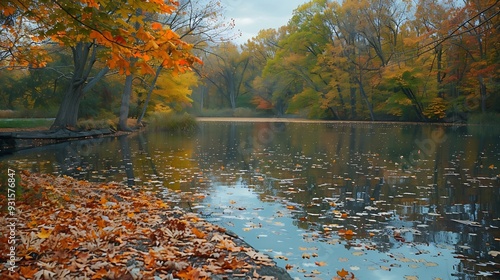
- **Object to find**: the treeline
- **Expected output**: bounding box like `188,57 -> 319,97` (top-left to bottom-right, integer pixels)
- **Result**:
195,0 -> 500,122
1,0 -> 498,125
0,0 -> 230,129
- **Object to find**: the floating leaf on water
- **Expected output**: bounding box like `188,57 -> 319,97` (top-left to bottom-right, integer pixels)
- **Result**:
451,219 -> 481,227
477,271 -> 493,277
425,262 -> 438,267
488,250 -> 500,257
337,268 -> 349,277
315,261 -> 327,267
404,276 -> 419,280
409,264 -> 420,269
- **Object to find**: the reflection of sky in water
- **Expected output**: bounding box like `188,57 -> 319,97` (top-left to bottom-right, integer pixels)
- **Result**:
201,179 -> 459,279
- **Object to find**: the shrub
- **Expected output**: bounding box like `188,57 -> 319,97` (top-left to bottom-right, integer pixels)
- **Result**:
0,110 -> 17,118
146,112 -> 197,132
467,112 -> 500,125
232,107 -> 255,117
76,119 -> 116,131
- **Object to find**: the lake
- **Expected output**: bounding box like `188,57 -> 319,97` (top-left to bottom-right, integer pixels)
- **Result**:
2,120 -> 500,279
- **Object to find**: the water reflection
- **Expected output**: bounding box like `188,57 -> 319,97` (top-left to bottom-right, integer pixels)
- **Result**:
1,121 -> 499,279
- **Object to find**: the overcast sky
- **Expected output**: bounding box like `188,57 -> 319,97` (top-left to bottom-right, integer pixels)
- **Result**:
220,0 -> 309,44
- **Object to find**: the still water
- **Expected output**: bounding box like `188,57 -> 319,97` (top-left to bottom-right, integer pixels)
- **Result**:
2,120 -> 500,279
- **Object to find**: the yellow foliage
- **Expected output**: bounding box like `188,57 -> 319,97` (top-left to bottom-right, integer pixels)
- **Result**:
423,98 -> 447,120
152,71 -> 199,111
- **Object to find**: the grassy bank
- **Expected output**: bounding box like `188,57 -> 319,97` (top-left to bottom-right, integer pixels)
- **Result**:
0,118 -> 53,129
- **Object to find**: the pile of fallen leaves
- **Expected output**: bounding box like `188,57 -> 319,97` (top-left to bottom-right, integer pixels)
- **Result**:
0,171 -> 289,279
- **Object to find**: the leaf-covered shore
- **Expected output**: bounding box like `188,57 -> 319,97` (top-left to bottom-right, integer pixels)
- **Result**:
0,171 -> 292,280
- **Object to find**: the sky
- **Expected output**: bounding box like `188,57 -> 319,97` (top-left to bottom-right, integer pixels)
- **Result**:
220,0 -> 309,44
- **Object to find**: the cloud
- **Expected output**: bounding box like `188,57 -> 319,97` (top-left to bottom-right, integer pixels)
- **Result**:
220,0 -> 308,44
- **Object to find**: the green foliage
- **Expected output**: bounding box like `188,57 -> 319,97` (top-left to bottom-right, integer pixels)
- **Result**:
467,112 -> 500,125
146,112 -> 197,132
287,89 -> 325,119
0,118 -> 53,128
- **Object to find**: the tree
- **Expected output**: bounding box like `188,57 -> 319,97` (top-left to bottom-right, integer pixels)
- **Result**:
202,42 -> 250,110
135,0 -> 236,126
1,0 -> 199,130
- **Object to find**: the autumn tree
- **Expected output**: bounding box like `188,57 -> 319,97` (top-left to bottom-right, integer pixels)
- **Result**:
201,42 -> 250,110
135,0 -> 236,125
1,0 -> 199,130
242,28 -> 286,114
450,0 -> 500,113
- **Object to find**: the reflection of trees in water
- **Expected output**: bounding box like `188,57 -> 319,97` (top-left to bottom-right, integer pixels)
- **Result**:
3,137 -> 111,177
119,135 -> 135,187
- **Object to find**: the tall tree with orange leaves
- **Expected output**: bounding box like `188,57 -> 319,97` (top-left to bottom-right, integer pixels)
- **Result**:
0,0 -> 200,129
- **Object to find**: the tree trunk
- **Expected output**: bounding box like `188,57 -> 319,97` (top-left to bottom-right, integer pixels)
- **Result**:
357,81 -> 375,121
479,76 -> 487,113
118,74 -> 134,131
51,43 -> 102,130
137,65 -> 163,125
51,85 -> 84,129
349,85 -> 357,119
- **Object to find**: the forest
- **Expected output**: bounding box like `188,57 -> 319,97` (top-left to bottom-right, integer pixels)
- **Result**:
1,0 -> 499,127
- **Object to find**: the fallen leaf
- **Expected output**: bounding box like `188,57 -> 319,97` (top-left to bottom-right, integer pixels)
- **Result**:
20,266 -> 38,278
37,228 -> 52,239
191,227 -> 206,239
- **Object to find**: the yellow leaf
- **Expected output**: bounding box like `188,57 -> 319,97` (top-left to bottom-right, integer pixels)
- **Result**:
37,228 -> 52,239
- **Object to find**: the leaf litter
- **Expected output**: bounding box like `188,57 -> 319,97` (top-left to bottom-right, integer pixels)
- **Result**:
0,171 -> 290,280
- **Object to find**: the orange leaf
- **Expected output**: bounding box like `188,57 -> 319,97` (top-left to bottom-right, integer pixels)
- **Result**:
337,268 -> 349,277
143,253 -> 156,269
20,266 -> 38,278
191,227 -> 206,239
100,195 -> 108,205
2,6 -> 16,16
114,35 -> 127,45
96,217 -> 106,229
152,22 -> 163,30
176,266 -> 202,280
138,61 -> 156,76
92,267 -> 108,279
